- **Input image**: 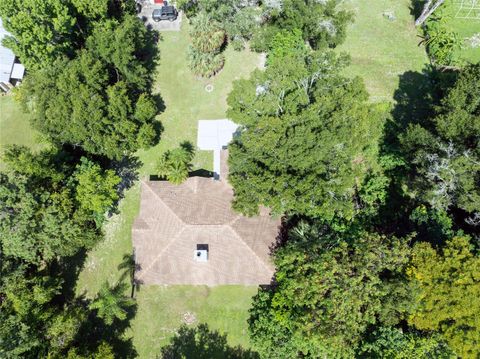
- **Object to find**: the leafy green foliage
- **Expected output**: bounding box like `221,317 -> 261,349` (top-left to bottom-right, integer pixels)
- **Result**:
21,49 -> 158,158
0,0 -> 77,69
422,13 -> 461,66
253,0 -> 353,51
267,29 -> 306,65
408,235 -> 480,358
0,146 -> 98,265
179,0 -> 260,49
86,15 -> 154,90
188,12 -> 226,77
89,281 -> 135,325
157,143 -> 195,184
3,1 -> 159,159
227,51 -> 385,219
359,327 -> 454,359
248,222 -> 413,358
400,64 -> 480,213
74,157 -> 120,224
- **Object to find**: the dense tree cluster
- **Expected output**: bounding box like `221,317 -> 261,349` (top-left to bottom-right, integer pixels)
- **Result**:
229,14 -> 480,358
251,0 -> 353,52
0,0 -> 152,356
400,64 -> 480,213
0,147 -> 135,357
249,223 -> 413,358
1,0 -> 159,158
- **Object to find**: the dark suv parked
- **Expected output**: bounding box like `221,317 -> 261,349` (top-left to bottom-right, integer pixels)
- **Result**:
152,6 -> 178,22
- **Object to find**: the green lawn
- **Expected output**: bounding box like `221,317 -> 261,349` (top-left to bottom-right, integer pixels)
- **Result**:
0,95 -> 43,155
440,0 -> 480,63
76,17 -> 261,357
337,0 -> 429,102
132,286 -> 257,358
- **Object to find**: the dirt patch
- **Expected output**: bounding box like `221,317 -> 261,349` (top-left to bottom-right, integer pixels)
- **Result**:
183,311 -> 197,325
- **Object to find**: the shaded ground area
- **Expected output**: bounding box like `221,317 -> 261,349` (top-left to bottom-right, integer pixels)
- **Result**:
337,0 -> 429,102
76,19 -> 261,358
161,324 -> 259,359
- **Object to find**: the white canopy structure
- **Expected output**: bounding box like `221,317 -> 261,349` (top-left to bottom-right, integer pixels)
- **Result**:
197,119 -> 239,179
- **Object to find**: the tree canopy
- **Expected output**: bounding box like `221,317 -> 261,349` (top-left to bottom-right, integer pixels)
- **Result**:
408,235 -> 480,358
227,50 -> 385,219
248,222 -> 413,358
252,0 -> 353,51
21,48 -> 158,159
400,64 -> 480,213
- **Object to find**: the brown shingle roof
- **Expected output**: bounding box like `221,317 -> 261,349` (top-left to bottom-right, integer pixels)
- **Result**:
132,173 -> 280,286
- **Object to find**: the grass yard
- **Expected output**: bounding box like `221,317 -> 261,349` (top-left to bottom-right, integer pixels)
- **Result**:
0,95 -> 43,158
132,286 -> 257,358
440,0 -> 480,63
76,17 -> 261,357
337,0 -> 429,102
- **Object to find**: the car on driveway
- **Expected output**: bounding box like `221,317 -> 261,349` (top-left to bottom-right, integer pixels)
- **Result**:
152,6 -> 178,22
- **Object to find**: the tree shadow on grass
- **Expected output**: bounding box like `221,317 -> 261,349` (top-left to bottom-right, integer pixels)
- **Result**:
160,324 -> 259,359
75,282 -> 138,358
374,66 -> 459,236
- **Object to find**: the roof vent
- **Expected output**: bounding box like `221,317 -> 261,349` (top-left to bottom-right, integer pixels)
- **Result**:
194,244 -> 208,262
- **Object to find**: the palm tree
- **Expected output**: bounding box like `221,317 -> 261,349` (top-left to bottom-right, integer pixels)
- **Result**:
188,11 -> 226,77
157,143 -> 195,185
188,49 -> 225,78
190,12 -> 226,53
89,281 -> 135,325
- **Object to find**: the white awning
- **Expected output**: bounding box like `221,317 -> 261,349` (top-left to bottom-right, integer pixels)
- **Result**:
197,119 -> 239,179
11,63 -> 25,79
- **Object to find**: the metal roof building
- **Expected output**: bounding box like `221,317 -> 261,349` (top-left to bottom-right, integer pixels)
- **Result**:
0,17 -> 24,88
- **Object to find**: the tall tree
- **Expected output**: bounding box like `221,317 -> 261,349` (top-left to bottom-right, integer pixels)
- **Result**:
0,0 -> 77,69
408,235 -> 480,358
21,50 -> 158,159
227,51 -> 385,219
157,142 -> 195,184
188,11 -> 226,77
0,146 -> 98,265
400,64 -> 480,214
248,223 -> 413,358
253,0 -> 353,51
74,157 -> 120,225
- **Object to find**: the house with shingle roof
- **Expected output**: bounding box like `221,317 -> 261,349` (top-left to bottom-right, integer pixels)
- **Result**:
132,124 -> 281,286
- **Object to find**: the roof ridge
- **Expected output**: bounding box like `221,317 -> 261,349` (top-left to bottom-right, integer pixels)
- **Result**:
141,180 -> 186,224
136,225 -> 188,281
227,223 -> 273,273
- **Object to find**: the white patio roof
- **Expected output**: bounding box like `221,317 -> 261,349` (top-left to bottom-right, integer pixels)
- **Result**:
11,63 -> 24,80
197,119 -> 239,179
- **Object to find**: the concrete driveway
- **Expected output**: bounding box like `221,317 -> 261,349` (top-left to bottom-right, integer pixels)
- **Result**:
138,3 -> 182,32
